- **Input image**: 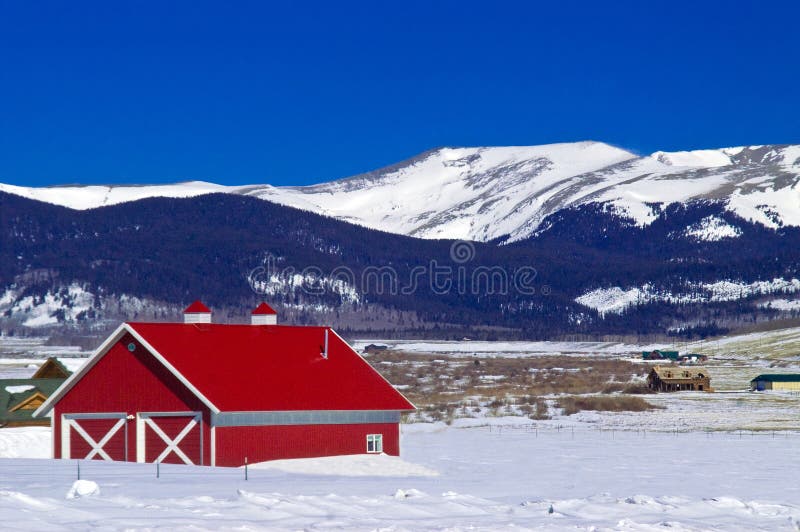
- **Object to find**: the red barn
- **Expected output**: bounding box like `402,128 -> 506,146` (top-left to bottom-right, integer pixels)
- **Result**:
34,302 -> 414,467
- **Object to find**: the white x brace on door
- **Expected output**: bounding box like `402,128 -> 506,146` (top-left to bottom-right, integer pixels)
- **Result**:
136,412 -> 202,465
61,413 -> 128,461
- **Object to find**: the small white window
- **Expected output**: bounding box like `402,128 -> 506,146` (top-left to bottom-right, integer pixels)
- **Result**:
366,434 -> 383,453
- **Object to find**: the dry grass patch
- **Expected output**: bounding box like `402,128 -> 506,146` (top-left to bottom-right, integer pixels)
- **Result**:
363,348 -> 651,421
556,395 -> 663,415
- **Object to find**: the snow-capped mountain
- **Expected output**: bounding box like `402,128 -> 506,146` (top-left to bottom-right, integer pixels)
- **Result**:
2,141 -> 799,242
259,142 -> 800,241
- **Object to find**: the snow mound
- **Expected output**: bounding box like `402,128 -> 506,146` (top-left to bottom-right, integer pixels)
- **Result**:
0,427 -> 51,459
393,488 -> 426,499
66,480 -> 100,499
248,453 -> 438,477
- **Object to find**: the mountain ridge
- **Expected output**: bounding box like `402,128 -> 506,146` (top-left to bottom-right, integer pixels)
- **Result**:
2,190 -> 800,340
1,141 -> 799,244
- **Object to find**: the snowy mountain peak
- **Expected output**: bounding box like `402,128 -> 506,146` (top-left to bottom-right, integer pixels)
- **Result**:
2,142 -> 800,242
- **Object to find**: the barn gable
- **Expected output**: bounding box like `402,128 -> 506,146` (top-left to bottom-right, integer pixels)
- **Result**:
52,330 -> 211,414
35,324 -> 219,418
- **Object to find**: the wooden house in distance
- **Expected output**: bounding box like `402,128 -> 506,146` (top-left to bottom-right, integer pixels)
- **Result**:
642,350 -> 708,364
643,350 -> 680,361
750,374 -> 800,391
647,365 -> 713,392
32,358 -> 72,379
0,357 -> 72,427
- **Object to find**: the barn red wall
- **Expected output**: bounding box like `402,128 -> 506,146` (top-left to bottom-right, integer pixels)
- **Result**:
214,422 -> 400,467
53,332 -> 211,465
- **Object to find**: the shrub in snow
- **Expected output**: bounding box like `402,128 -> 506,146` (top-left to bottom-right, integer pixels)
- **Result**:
66,480 -> 100,499
393,488 -> 425,499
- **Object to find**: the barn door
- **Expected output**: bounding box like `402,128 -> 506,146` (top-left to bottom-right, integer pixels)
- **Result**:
136,412 -> 202,465
62,413 -> 128,461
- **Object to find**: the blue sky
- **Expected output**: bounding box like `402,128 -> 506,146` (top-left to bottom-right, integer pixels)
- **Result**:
1,1 -> 798,187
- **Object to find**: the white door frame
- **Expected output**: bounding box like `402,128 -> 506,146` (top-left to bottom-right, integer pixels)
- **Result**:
61,413 -> 128,461
136,411 -> 203,465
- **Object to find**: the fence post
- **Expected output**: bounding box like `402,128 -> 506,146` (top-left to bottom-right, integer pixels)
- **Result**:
245,457 -> 248,481
76,460 -> 80,481
157,461 -> 160,479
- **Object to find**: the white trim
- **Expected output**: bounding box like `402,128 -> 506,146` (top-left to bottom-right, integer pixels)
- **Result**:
210,425 -> 216,467
33,323 -> 220,418
251,314 -> 277,325
49,410 -> 55,459
136,413 -> 145,463
329,328 -> 417,411
61,414 -> 70,459
184,313 -> 211,324
322,329 -> 328,359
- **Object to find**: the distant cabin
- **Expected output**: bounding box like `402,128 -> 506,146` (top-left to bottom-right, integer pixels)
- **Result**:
676,353 -> 708,364
32,357 -> 72,379
750,374 -> 800,392
642,350 -> 680,361
642,351 -> 707,364
647,365 -> 713,392
0,357 -> 72,427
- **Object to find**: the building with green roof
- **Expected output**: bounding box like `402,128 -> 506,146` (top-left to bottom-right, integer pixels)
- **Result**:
0,357 -> 73,427
0,379 -> 66,426
750,374 -> 800,392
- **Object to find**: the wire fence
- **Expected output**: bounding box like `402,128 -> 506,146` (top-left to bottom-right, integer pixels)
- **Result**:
479,423 -> 800,439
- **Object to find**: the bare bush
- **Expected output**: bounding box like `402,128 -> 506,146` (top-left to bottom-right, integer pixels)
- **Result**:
364,348 -> 651,421
556,395 -> 662,415
622,383 -> 654,394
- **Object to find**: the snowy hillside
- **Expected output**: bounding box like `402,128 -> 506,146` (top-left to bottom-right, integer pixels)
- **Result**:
3,142 -> 800,242
0,181 -> 230,210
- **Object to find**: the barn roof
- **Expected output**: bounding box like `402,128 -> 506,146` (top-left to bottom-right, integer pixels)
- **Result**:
251,302 -> 277,315
183,300 -> 211,313
36,322 -> 414,415
750,374 -> 800,383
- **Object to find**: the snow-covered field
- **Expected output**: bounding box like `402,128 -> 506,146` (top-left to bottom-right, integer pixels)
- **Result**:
1,424 -> 800,530
3,331 -> 800,529
353,338 -> 669,357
